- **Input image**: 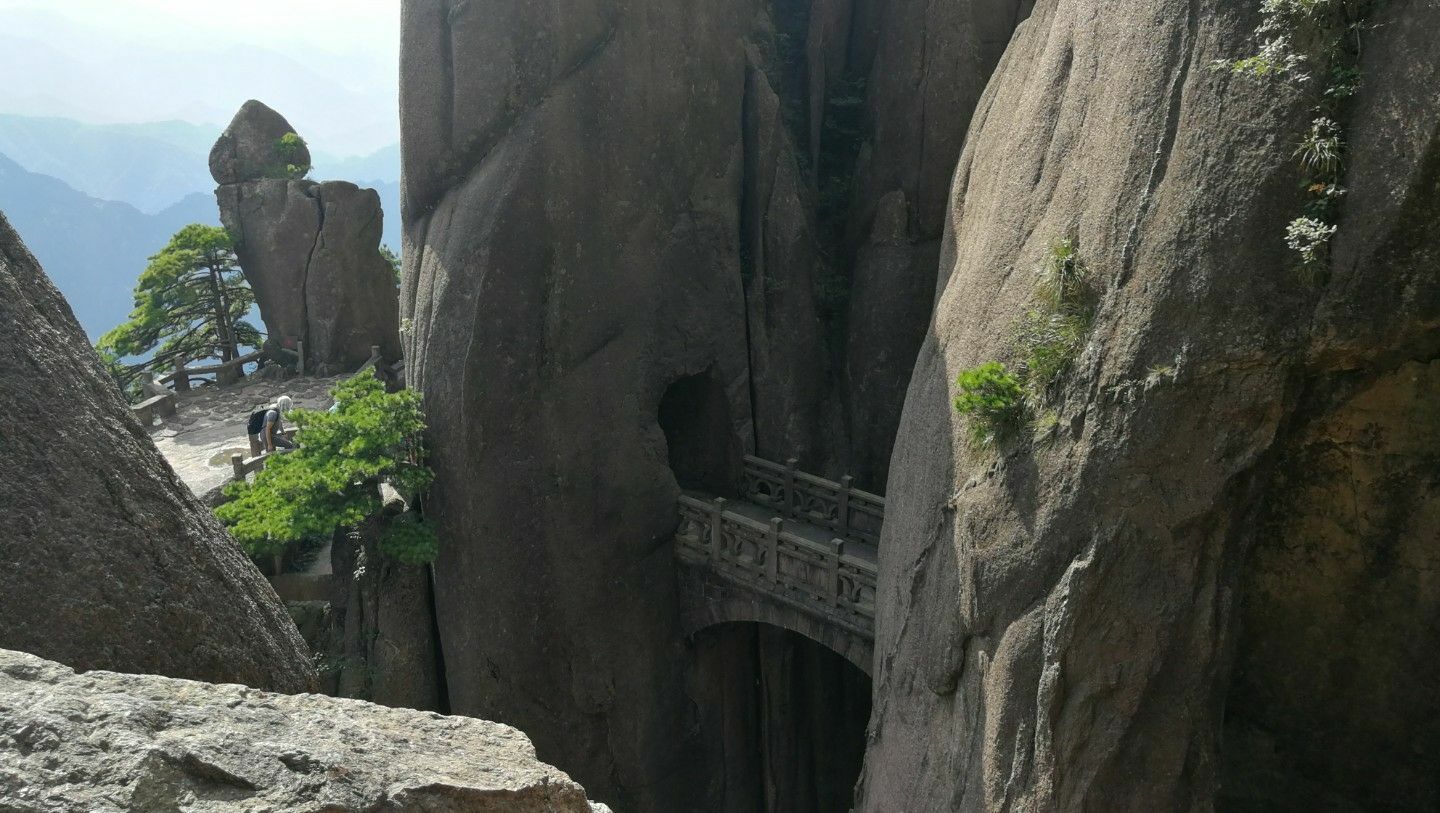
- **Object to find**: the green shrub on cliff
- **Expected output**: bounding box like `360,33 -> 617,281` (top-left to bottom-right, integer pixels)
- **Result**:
216,369 -> 437,563
1015,238 -> 1097,398
272,131 -> 311,179
954,239 -> 1100,447
1216,0 -> 1378,279
954,362 -> 1026,446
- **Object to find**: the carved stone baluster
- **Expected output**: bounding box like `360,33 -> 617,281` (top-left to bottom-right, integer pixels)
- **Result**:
785,458 -> 798,519
711,498 -> 727,563
829,539 -> 845,607
231,453 -> 245,482
767,518 -> 781,584
838,475 -> 853,538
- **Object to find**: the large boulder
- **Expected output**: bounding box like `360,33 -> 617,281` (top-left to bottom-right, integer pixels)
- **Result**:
402,5 -> 754,808
212,102 -> 400,375
859,0 -> 1440,810
208,98 -> 311,185
0,648 -> 609,812
0,210 -> 314,693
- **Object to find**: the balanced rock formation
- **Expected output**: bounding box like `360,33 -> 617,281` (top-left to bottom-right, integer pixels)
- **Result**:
209,98 -> 312,185
0,648 -> 609,812
212,101 -> 400,375
0,210 -> 313,692
859,0 -> 1440,810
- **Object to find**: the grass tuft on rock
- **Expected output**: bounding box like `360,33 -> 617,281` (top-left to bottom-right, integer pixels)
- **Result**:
953,239 -> 1100,448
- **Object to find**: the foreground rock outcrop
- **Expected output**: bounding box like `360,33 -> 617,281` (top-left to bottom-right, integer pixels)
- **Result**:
0,648 -> 608,812
0,211 -> 314,692
860,0 -> 1440,810
213,100 -> 400,375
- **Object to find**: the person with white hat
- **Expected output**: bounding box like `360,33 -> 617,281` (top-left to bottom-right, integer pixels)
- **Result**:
246,395 -> 296,455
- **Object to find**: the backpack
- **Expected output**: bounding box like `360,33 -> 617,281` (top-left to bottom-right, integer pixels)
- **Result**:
246,408 -> 273,436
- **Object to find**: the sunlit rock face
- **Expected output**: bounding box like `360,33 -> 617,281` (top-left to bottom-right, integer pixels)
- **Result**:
0,210 -> 314,693
399,0 -> 1032,808
0,648 -> 610,813
860,1 -> 1440,810
212,100 -> 400,374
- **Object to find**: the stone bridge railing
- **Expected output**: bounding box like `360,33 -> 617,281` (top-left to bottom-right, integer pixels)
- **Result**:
676,494 -> 878,640
741,456 -> 885,547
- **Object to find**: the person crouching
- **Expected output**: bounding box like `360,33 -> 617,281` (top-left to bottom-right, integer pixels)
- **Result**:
246,395 -> 296,456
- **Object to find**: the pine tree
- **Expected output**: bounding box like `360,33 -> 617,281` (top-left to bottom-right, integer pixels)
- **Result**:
97,224 -> 260,395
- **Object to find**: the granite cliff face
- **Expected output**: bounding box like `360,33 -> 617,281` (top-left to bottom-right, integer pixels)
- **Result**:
859,1 -> 1440,810
0,648 -> 609,813
212,101 -> 400,375
400,1 -> 1029,808
0,210 -> 313,693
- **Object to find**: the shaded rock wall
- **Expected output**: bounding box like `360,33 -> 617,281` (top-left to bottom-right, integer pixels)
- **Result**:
326,518 -> 445,713
401,0 -> 1033,808
859,0 -> 1440,809
212,101 -> 400,374
690,624 -> 872,813
402,3 -> 755,807
844,0 -> 1034,489
0,648 -> 608,812
0,210 -> 313,692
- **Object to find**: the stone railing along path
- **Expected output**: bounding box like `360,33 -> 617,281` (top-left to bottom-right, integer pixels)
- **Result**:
675,457 -> 882,671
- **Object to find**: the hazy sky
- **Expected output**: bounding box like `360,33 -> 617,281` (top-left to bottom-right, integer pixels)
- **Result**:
0,0 -> 401,155
0,0 -> 399,57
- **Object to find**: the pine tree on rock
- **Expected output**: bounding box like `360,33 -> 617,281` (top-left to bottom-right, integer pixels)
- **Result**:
97,224 -> 260,395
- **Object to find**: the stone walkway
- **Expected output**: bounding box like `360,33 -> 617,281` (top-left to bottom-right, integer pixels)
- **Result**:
148,374 -> 344,503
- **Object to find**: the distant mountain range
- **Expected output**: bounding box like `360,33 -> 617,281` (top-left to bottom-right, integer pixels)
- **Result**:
0,115 -> 218,213
0,114 -> 400,212
0,152 -> 218,339
0,115 -> 402,340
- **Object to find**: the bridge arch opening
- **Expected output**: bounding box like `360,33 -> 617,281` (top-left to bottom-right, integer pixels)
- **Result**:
658,366 -> 740,494
689,621 -> 871,813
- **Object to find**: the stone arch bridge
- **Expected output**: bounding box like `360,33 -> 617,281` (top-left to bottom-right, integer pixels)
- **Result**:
674,457 -> 881,676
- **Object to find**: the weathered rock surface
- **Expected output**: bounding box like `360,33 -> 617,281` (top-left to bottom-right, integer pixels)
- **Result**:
859,0 -> 1440,810
208,98 -> 310,186
0,210 -> 314,692
403,5 -> 754,808
0,648 -> 608,813
212,101 -> 400,375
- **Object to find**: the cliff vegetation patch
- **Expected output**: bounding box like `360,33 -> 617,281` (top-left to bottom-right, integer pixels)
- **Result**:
954,239 -> 1098,447
272,131 -> 312,180
1216,0 -> 1380,280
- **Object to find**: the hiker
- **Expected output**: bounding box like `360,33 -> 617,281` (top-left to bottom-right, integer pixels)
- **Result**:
247,395 -> 296,455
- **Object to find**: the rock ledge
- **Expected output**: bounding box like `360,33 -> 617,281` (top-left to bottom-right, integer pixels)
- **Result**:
0,649 -> 608,812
